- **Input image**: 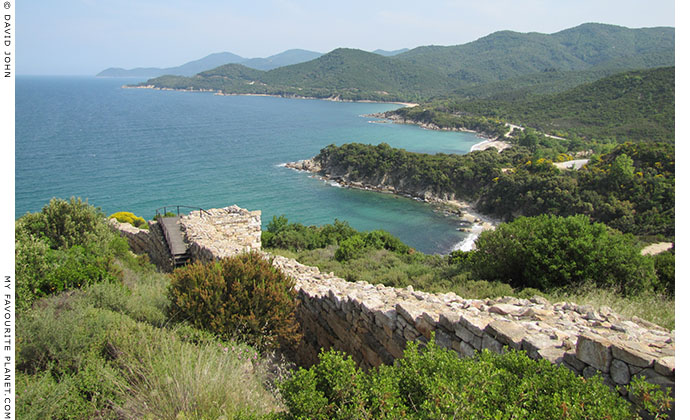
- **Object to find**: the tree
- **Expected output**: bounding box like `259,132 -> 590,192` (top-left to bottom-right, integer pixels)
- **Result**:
469,214 -> 655,295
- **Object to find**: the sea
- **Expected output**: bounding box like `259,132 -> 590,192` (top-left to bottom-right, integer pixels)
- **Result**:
16,76 -> 484,254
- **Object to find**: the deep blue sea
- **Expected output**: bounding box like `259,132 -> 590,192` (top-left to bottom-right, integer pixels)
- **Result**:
16,76 -> 483,254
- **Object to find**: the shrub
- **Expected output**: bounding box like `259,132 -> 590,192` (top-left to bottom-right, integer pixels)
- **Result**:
15,198 -> 128,311
17,361 -> 124,420
109,211 -> 149,229
334,235 -> 367,261
363,230 -> 411,254
278,337 -> 651,419
470,214 -> 656,295
653,249 -> 674,295
17,197 -> 110,250
168,252 -> 302,352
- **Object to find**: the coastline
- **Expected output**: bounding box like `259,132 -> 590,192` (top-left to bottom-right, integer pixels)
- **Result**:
367,112 -> 512,153
122,84 -> 418,107
284,159 -> 498,253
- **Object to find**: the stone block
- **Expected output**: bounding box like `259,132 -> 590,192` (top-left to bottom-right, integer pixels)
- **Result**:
486,320 -> 525,350
635,368 -> 675,387
455,340 -> 476,358
439,312 -> 461,331
362,345 -> 383,368
460,314 -> 490,337
403,325 -> 420,341
654,356 -> 675,376
610,359 -> 630,385
563,351 -> 586,371
396,302 -> 422,325
421,311 -> 440,325
385,335 -> 406,359
482,334 -> 504,354
576,334 -> 612,373
610,341 -> 654,368
374,309 -> 397,331
521,333 -> 555,360
415,317 -> 435,340
537,347 -> 565,364
488,303 -> 522,316
434,329 -> 453,349
454,324 -> 482,350
582,366 -> 598,379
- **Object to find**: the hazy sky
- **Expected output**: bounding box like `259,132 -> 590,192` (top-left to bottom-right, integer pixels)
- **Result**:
19,0 -> 675,75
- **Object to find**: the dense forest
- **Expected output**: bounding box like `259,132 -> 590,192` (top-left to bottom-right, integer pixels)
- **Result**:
396,67 -> 674,142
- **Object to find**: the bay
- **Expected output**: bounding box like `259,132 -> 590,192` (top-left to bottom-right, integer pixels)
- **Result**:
16,76 -> 483,254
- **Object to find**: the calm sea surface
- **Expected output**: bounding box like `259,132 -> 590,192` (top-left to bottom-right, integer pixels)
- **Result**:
16,76 -> 483,254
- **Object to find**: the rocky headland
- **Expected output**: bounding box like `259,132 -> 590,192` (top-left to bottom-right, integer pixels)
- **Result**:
284,157 -> 497,249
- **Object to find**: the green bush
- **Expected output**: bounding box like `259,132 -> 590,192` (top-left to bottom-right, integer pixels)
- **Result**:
18,197 -> 110,250
470,214 -> 656,295
168,252 -> 302,352
334,234 -> 367,262
17,361 -> 124,420
262,216 -> 359,251
653,249 -> 674,295
15,198 -> 128,311
109,211 -> 149,229
278,337 -> 651,419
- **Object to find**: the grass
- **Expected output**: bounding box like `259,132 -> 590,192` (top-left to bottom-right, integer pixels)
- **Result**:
108,322 -> 281,420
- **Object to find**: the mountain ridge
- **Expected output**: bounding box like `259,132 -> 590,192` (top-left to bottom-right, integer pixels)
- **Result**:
136,23 -> 674,103
97,49 -> 323,77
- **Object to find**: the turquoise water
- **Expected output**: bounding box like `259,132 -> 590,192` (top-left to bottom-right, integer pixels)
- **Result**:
16,76 -> 483,254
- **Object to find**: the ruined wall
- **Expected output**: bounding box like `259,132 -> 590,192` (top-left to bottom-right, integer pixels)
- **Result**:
272,255 -> 675,399
109,206 -> 675,400
179,205 -> 262,262
108,219 -> 173,271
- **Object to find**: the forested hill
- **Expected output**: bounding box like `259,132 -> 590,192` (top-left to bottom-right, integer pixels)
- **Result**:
138,23 -> 674,103
399,66 -> 674,142
143,48 -> 452,102
395,23 -> 674,84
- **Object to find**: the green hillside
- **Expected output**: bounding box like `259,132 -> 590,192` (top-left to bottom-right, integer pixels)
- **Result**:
437,66 -> 675,142
395,23 -> 674,84
139,24 -> 674,103
144,49 -> 451,102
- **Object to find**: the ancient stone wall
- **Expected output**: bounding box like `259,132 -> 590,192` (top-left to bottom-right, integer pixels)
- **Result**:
179,205 -> 262,262
272,255 -> 674,400
108,219 -> 173,271
109,206 -> 675,401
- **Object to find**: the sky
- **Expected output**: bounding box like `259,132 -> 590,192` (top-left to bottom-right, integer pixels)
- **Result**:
18,0 -> 676,75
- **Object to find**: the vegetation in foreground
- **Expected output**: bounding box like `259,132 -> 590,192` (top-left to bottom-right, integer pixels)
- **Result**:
278,337 -> 672,420
16,199 -> 282,419
16,199 -> 673,418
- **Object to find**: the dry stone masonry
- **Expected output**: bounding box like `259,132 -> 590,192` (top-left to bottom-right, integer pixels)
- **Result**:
178,206 -> 262,261
108,219 -> 174,271
109,205 -> 674,400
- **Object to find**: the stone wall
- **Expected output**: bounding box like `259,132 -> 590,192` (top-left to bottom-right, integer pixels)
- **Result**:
179,205 -> 262,262
109,206 -> 675,402
272,255 -> 675,400
108,219 -> 174,271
